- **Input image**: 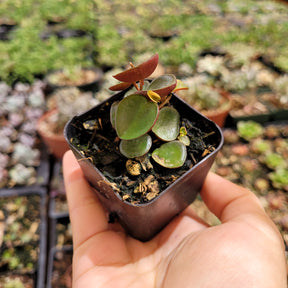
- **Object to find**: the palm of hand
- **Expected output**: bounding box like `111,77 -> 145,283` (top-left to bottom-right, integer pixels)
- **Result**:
63,151 -> 286,288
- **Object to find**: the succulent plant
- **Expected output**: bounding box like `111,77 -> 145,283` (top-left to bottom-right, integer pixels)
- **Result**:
14,82 -> 30,93
3,95 -> 26,113
237,120 -> 264,141
0,125 -> 18,142
223,43 -> 258,67
175,73 -> 231,112
25,107 -> 45,121
109,53 -> 189,169
269,169 -> 288,191
8,112 -> 25,128
17,133 -> 36,147
271,75 -> 288,107
196,55 -> 226,77
20,121 -> 38,135
250,138 -> 272,154
0,153 -> 9,169
3,278 -> 26,288
0,82 -> 11,102
50,87 -> 99,134
0,80 -> 48,188
263,153 -> 287,170
11,143 -> 40,166
8,163 -> 36,186
0,136 -> 13,154
47,66 -> 100,87
272,75 -> 288,95
178,81 -> 227,111
221,69 -> 256,92
27,88 -> 46,109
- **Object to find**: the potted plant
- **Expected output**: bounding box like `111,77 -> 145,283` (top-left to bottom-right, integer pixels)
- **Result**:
176,78 -> 232,128
64,54 -> 223,241
269,169 -> 288,192
37,87 -> 99,159
236,120 -> 264,141
45,66 -> 103,93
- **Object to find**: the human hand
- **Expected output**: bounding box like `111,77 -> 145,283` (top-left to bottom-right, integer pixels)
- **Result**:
63,150 -> 287,288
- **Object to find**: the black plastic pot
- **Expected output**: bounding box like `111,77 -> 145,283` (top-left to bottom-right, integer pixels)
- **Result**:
272,109 -> 288,121
64,90 -> 224,241
35,141 -> 51,187
0,23 -> 17,41
41,28 -> 89,40
46,245 -> 73,288
48,215 -> 72,252
48,160 -> 71,254
49,160 -> 68,219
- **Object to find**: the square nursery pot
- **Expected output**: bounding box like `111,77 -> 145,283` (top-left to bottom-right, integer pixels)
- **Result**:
64,90 -> 224,241
49,216 -> 72,252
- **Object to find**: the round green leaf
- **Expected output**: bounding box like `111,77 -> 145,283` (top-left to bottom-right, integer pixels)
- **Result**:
178,135 -> 190,146
115,94 -> 158,140
110,101 -> 119,128
152,106 -> 180,141
120,134 -> 152,158
152,141 -> 187,168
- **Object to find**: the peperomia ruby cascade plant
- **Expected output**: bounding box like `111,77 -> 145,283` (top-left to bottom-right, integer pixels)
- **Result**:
109,53 -> 189,169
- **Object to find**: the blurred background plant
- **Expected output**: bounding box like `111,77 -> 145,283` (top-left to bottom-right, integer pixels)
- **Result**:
46,87 -> 99,134
0,0 -> 287,84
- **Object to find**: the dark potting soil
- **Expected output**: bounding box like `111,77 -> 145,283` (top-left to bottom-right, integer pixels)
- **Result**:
70,101 -> 218,204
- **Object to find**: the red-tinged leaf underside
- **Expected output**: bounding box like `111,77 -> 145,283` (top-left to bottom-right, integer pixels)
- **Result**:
134,74 -> 177,99
113,54 -> 159,83
109,82 -> 132,91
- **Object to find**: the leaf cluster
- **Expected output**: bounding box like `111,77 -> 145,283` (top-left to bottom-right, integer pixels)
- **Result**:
109,54 -> 189,168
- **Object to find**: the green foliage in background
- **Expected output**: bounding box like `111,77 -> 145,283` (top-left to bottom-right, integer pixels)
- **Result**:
0,0 -> 287,83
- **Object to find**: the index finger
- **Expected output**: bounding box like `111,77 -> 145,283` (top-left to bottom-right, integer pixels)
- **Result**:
62,150 -> 109,248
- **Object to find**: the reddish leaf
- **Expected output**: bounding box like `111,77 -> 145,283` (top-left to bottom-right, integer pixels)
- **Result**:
153,82 -> 177,99
148,74 -> 177,99
133,74 -> 177,99
109,82 -> 132,91
113,54 -> 159,83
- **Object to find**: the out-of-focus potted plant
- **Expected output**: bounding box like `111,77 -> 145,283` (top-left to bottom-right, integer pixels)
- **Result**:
236,120 -> 264,141
45,66 -> 103,93
37,87 -> 99,158
269,169 -> 288,192
176,76 -> 232,128
64,54 -> 223,241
